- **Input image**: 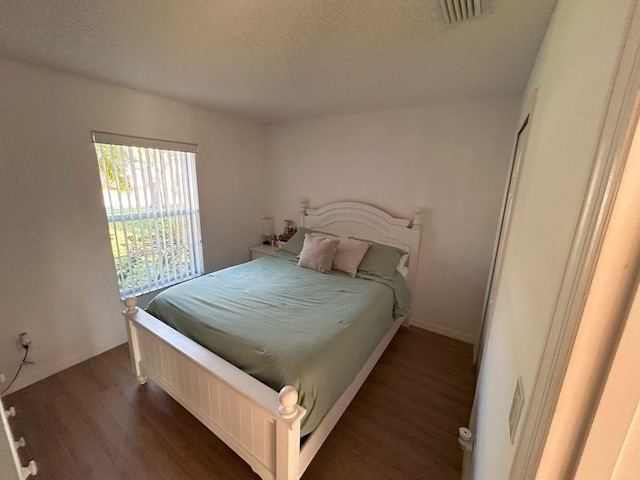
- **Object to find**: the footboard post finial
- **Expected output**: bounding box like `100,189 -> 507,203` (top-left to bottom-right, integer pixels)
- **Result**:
123,297 -> 138,316
276,385 -> 303,480
278,385 -> 299,420
412,207 -> 424,231
122,297 -> 147,384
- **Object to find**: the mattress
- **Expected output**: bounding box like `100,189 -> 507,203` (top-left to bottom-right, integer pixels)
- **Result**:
146,252 -> 410,436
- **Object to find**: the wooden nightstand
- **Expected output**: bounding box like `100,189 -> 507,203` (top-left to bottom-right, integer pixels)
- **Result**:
250,244 -> 280,260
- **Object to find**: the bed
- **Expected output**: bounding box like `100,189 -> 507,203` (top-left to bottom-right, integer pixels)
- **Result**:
122,200 -> 423,480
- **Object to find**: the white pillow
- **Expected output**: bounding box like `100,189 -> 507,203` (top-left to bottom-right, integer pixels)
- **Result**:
396,253 -> 409,279
310,233 -> 370,277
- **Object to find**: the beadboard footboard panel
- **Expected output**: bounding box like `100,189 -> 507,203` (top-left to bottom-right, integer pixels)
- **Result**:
125,305 -> 305,480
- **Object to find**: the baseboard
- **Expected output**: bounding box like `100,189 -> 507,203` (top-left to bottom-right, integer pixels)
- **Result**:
1,338 -> 128,397
409,317 -> 476,345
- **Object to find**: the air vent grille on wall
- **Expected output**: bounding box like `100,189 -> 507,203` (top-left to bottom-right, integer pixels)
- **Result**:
439,0 -> 483,24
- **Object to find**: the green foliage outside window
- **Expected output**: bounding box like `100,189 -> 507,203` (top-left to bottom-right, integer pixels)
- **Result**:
108,213 -> 194,296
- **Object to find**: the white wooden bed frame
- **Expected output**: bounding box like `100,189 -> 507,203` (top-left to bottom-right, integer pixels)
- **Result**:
122,199 -> 423,480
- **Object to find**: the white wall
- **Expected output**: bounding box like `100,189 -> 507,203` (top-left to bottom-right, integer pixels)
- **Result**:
472,0 -> 637,477
0,57 -> 267,393
265,99 -> 520,343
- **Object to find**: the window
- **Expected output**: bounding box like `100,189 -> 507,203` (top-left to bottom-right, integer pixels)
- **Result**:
92,132 -> 204,298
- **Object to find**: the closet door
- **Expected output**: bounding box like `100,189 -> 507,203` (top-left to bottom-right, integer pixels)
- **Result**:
476,111 -> 532,368
463,92 -> 536,480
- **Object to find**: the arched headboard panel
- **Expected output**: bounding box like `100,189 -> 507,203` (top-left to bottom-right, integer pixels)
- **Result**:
298,198 -> 423,299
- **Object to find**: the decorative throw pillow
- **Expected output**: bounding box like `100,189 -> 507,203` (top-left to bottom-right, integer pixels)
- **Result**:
310,233 -> 370,277
297,234 -> 339,273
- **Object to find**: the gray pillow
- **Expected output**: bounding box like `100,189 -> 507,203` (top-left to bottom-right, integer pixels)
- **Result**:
297,235 -> 339,274
279,227 -> 313,255
351,238 -> 407,280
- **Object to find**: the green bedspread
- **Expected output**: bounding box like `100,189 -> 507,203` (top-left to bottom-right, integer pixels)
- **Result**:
146,252 -> 410,436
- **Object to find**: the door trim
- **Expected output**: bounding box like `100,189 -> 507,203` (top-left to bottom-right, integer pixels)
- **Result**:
510,2 -> 640,477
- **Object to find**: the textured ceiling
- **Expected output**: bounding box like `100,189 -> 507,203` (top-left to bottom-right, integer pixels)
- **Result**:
0,0 -> 557,123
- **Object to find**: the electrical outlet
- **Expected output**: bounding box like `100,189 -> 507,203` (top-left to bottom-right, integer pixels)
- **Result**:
19,332 -> 31,348
0,373 -> 5,384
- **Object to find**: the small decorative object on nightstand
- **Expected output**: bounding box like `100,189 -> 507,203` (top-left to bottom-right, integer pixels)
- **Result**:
278,219 -> 297,243
250,244 -> 280,260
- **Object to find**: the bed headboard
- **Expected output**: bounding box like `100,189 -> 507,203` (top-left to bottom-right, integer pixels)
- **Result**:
298,199 -> 423,296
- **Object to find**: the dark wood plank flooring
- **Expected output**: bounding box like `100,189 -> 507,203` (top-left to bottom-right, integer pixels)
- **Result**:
4,327 -> 475,479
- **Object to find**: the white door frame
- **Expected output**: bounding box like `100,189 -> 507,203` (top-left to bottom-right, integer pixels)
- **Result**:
537,97 -> 640,480
510,2 -> 640,477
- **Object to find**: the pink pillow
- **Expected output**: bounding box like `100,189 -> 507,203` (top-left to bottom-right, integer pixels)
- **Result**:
297,234 -> 339,274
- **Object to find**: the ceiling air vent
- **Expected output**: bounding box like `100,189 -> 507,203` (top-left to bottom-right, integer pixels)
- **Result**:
439,0 -> 483,24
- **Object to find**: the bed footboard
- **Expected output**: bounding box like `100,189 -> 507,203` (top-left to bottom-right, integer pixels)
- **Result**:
122,298 -> 305,480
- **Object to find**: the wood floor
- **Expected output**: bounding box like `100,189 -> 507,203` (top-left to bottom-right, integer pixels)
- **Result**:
4,327 -> 475,480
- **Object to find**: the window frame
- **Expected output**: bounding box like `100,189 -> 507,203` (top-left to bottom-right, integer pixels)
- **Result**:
92,131 -> 204,299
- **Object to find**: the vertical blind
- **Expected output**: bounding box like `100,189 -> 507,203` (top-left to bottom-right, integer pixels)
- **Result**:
92,132 -> 203,298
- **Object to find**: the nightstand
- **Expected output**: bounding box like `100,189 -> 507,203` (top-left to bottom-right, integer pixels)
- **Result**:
250,244 -> 280,260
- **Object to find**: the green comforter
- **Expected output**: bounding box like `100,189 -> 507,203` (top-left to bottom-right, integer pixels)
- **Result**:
146,252 -> 410,436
